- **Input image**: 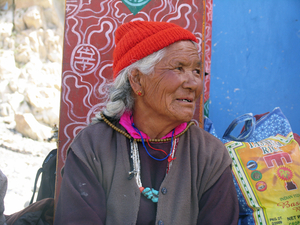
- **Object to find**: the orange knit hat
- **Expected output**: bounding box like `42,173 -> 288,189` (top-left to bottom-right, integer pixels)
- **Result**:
113,21 -> 198,79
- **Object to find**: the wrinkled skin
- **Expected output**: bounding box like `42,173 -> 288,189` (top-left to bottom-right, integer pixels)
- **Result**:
129,41 -> 203,139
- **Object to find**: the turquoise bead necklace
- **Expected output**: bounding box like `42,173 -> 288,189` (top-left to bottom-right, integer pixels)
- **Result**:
129,124 -> 178,203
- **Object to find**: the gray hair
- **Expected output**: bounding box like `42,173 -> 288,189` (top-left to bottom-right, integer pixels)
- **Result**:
92,47 -> 166,122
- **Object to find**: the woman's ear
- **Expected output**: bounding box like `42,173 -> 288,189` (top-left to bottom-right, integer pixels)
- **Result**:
128,69 -> 144,96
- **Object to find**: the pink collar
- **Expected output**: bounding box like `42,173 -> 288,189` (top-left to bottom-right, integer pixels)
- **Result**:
119,111 -> 187,139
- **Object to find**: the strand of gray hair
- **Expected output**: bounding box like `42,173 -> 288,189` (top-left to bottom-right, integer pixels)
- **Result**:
92,48 -> 166,123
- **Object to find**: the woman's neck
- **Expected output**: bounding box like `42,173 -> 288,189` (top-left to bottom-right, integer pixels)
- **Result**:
132,109 -> 182,139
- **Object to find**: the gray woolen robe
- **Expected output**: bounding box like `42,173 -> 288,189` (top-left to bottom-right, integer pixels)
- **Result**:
56,119 -> 237,224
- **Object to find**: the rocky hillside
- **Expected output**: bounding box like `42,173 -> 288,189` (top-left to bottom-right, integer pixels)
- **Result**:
0,0 -> 64,141
0,0 -> 64,215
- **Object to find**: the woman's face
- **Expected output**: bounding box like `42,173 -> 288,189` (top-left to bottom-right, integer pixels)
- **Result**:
140,41 -> 203,124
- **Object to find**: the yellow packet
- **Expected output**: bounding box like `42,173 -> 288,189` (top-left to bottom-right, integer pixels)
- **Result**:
226,132 -> 300,225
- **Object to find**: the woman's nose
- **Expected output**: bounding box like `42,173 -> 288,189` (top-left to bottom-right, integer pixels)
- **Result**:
182,71 -> 202,91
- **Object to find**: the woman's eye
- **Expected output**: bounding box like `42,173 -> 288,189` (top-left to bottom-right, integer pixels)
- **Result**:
175,67 -> 183,71
194,69 -> 201,75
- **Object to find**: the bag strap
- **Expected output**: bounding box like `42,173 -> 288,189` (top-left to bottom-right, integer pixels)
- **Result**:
222,113 -> 256,142
29,167 -> 44,205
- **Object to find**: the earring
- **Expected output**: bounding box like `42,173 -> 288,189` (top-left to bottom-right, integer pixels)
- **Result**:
137,90 -> 142,96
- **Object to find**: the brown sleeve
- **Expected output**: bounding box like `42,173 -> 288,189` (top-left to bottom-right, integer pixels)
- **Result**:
197,166 -> 239,225
54,150 -> 106,225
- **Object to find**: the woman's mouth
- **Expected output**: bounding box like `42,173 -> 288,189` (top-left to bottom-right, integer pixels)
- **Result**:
177,98 -> 192,103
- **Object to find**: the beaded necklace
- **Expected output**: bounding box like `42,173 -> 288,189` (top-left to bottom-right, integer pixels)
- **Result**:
131,121 -> 175,161
100,112 -> 195,142
100,112 -> 193,203
129,137 -> 178,203
130,120 -> 177,202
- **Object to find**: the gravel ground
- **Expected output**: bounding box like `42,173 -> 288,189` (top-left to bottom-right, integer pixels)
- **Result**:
0,119 -> 56,215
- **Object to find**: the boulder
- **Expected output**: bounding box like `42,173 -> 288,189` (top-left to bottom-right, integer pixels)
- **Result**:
14,45 -> 32,64
44,29 -> 62,62
0,102 -> 13,117
0,102 -> 14,124
8,77 -> 28,94
43,7 -> 60,29
17,101 -> 32,114
0,20 -> 13,39
25,86 -> 60,126
15,0 -> 53,9
15,113 -> 52,141
14,8 -> 26,31
2,92 -> 24,112
23,6 -> 46,30
33,107 -> 59,127
28,29 -> 47,60
0,80 -> 12,99
42,62 -> 62,90
3,37 -> 14,49
0,50 -> 20,78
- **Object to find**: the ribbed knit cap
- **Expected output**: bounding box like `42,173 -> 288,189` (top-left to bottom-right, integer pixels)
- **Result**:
113,21 -> 198,79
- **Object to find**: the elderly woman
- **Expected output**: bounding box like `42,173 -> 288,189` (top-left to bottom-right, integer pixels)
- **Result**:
54,21 -> 239,224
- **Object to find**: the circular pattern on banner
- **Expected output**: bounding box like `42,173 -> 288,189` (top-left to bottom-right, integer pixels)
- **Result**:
251,171 -> 262,181
71,44 -> 100,76
256,181 -> 267,192
246,160 -> 258,170
276,165 -> 293,182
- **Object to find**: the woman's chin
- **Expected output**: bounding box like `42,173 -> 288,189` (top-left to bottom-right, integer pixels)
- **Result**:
172,112 -> 194,124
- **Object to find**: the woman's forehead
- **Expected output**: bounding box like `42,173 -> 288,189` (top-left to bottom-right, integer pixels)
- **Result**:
160,42 -> 200,65
166,40 -> 198,52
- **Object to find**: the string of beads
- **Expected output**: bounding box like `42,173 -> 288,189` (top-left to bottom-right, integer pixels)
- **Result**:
100,112 -> 194,142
